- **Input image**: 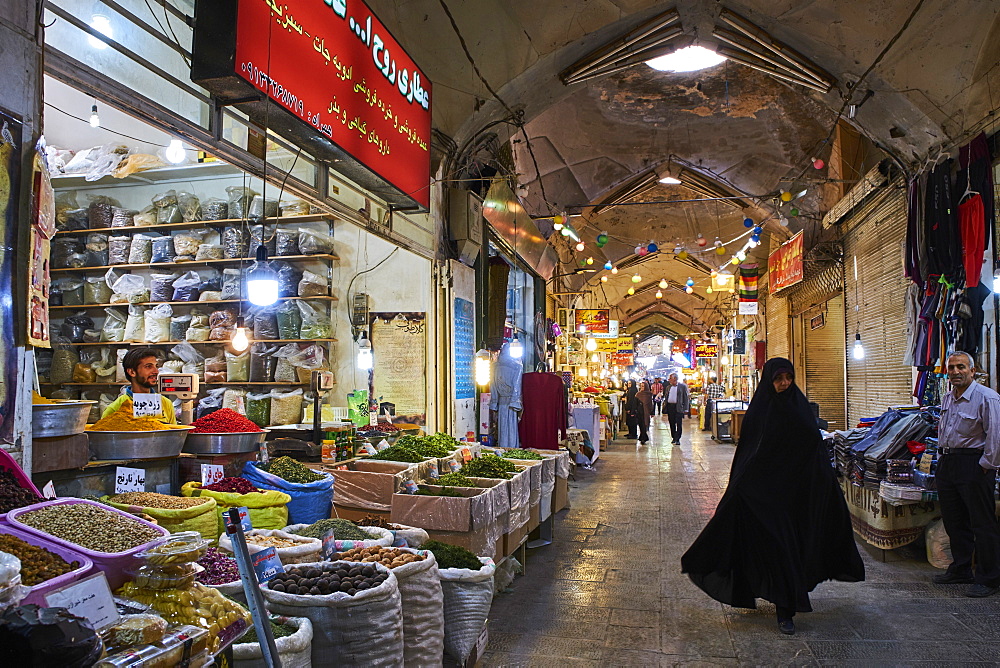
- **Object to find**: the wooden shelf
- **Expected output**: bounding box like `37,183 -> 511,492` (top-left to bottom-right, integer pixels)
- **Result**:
54,213 -> 334,236
51,253 -> 339,274
51,295 -> 338,310
55,338 -> 338,347
39,381 -> 321,386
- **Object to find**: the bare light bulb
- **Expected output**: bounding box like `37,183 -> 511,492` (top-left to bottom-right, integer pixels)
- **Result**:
658,279 -> 668,289
357,333 -> 374,370
627,287 -> 635,295
853,334 -> 865,360
509,335 -> 524,359
611,266 -> 619,274
89,104 -> 100,128
600,275 -> 608,282
575,242 -> 585,252
585,337 -> 598,351
231,322 -> 250,352
631,274 -> 641,283
474,349 -> 491,386
655,290 -> 663,299
165,139 -> 186,164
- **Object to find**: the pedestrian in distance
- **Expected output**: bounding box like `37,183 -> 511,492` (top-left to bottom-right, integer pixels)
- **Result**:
681,358 -> 864,635
636,380 -> 655,445
663,373 -> 690,445
623,380 -> 639,439
931,351 -> 1000,598
651,377 -> 665,415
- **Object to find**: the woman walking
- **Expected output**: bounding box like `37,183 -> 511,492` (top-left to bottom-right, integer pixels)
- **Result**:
681,358 -> 864,635
623,380 -> 639,439
636,381 -> 655,445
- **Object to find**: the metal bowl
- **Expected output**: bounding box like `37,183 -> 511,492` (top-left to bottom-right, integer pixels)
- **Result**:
183,430 -> 269,455
32,401 -> 97,438
87,427 -> 194,460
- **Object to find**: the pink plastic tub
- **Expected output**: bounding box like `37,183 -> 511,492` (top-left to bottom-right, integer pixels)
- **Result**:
0,449 -> 42,522
8,498 -> 168,590
0,523 -> 93,606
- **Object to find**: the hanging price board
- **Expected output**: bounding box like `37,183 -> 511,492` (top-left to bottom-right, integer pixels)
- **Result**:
224,506 -> 253,532
131,393 -> 164,418
201,464 -> 225,486
251,547 -> 284,583
115,467 -> 146,493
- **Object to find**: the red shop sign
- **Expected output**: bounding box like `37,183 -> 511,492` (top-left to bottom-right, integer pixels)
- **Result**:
198,0 -> 432,209
767,231 -> 804,291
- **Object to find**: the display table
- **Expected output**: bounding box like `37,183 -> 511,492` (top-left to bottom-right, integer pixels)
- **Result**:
840,479 -> 940,549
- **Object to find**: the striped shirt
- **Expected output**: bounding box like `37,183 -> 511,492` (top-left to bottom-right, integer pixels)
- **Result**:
705,383 -> 725,399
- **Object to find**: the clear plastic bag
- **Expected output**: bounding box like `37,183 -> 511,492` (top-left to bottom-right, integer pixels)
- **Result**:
111,207 -> 136,228
161,359 -> 184,374
62,208 -> 90,231
84,276 -> 112,304
51,344 -> 79,385
297,270 -> 328,297
124,305 -> 147,342
88,195 -> 118,228
134,205 -> 157,226
249,195 -> 279,221
226,186 -> 258,220
150,273 -> 180,302
177,191 -> 202,222
223,388 -> 248,414
270,389 -> 304,426
170,314 -> 192,342
221,269 -> 242,299
203,199 -> 229,221
197,388 -> 226,419
128,235 -> 154,264
144,304 -> 173,343
223,227 -> 249,259
253,308 -> 280,340
151,236 -> 177,263
116,349 -> 130,382
52,238 -> 85,269
246,392 -> 271,427
85,233 -> 109,266
276,301 -> 302,339
199,271 -> 222,292
172,341 -> 205,377
249,343 -> 279,382
275,228 -> 300,256
297,301 -> 332,339
61,312 -> 95,342
298,229 -> 335,255
110,272 -> 146,302
152,189 -> 182,224
280,199 -> 311,217
82,329 -> 101,343
275,358 -> 297,382
205,352 -> 227,383
226,351 -> 250,382
209,309 -> 238,340
275,262 -> 302,298
195,243 -> 224,261
108,236 -> 130,265
249,224 -> 276,256
73,362 -> 96,383
101,307 -> 127,342
172,271 -> 203,302
199,290 -> 223,301
173,229 -> 207,258
58,279 -> 84,306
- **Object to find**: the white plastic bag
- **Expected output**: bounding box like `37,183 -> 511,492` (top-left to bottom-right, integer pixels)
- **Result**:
233,616 -> 313,668
123,305 -> 147,342
284,524 -> 393,553
439,557 -> 496,662
218,529 -> 321,565
143,304 -> 173,343
926,518 -> 953,570
261,561 -> 404,668
392,548 -> 444,666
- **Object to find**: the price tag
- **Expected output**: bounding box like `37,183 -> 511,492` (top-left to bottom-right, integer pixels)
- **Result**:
258,440 -> 270,465
44,572 -> 120,631
427,460 -> 439,479
42,481 -> 57,499
402,479 -> 418,494
251,547 -> 284,583
448,460 -> 461,473
461,447 -> 473,463
115,467 -> 146,493
224,506 -> 253,532
131,393 -> 163,418
200,464 -> 224,486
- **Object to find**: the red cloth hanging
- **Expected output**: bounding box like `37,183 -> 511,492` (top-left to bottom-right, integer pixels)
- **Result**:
959,193 -> 986,287
518,372 -> 568,450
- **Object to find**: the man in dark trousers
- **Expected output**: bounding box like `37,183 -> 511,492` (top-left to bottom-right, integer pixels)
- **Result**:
664,372 -> 690,445
651,377 -> 664,415
933,351 -> 1000,597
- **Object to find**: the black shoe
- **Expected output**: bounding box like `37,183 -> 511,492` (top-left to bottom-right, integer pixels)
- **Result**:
777,618 -> 795,635
966,584 -> 999,598
933,572 -> 975,585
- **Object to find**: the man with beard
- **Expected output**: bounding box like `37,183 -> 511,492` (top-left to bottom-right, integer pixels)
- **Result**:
101,348 -> 177,424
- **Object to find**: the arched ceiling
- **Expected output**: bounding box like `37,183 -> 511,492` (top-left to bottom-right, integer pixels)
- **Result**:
372,0 -> 1000,332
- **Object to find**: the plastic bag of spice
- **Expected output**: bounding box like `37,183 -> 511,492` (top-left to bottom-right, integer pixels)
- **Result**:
275,262 -> 302,298
170,314 -> 192,342
128,235 -> 154,264
149,273 -> 180,302
275,301 -> 302,340
108,235 -> 130,265
297,301 -> 332,339
249,343 -> 279,382
223,226 -> 249,259
186,316 -> 211,341
73,362 -> 96,383
280,199 -> 310,217
246,392 -> 272,427
203,198 -> 228,221
61,312 -> 95,343
50,343 -> 79,385
84,276 -> 112,304
249,224 -> 276,256
298,229 -> 335,255
144,304 -> 173,343
172,271 -> 203,302
209,308 -> 238,340
124,305 -> 147,341
51,238 -> 84,269
269,389 -> 304,426
152,189 -> 182,224
84,233 -> 109,266
248,195 -> 279,221
275,228 -> 300,256
173,228 -> 207,259
88,194 -> 117,228
253,308 -> 280,340
151,236 -> 176,263
225,350 -> 250,382
82,329 -> 101,343
110,206 -> 136,228
226,186 -> 257,220
58,279 -> 84,306
297,270 -> 328,297
196,388 -> 227,420
221,269 -> 242,299
177,191 -> 202,222
109,272 -> 145,302
133,205 -> 157,226
195,243 -> 224,261
101,307 -> 127,342
223,388 -> 247,414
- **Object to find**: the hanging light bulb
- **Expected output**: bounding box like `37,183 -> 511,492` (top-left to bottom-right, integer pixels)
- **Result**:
655,290 -> 663,299
586,256 -> 594,265
560,228 -> 571,236
585,336 -> 598,351
715,273 -> 728,287
812,157 -> 825,170
357,331 -> 374,369
575,242 -> 585,252
509,334 -> 524,359
604,261 -> 613,270
779,216 -> 790,227
730,256 -> 740,265
736,250 -> 748,262
743,217 -> 754,228
658,278 -> 668,289
627,287 -> 635,295
553,215 -> 565,230
475,349 -> 492,386
600,275 -> 608,282
647,242 -> 658,252
686,277 -> 695,287
677,249 -> 689,260
780,190 -> 793,202
578,367 -> 589,378
231,317 -> 250,352
165,139 -> 186,164
610,266 -> 619,274
685,286 -> 694,294
590,352 -> 599,363
246,246 -> 279,306
853,333 -> 865,360
715,245 -> 727,255
89,103 -> 100,128
631,274 -> 641,283
706,286 -> 713,294
721,354 -> 730,365
728,287 -> 735,293
696,235 -> 707,247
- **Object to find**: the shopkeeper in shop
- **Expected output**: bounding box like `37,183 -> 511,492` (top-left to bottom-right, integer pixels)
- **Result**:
101,348 -> 177,424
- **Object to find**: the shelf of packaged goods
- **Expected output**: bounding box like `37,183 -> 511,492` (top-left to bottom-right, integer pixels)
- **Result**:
50,253 -> 339,273
55,338 -> 338,346
50,295 -> 339,310
38,381 -> 316,386
53,213 -> 335,236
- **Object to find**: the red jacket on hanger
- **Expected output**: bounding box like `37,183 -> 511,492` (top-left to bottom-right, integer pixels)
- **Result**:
518,372 -> 569,450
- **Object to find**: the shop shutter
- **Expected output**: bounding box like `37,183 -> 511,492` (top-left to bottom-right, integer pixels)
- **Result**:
842,175 -> 913,425
803,295 -> 847,429
764,291 -> 790,361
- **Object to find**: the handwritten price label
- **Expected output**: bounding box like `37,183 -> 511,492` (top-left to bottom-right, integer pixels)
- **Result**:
201,464 -> 224,486
115,467 -> 145,494
42,481 -> 57,499
44,572 -> 119,631
131,393 -> 163,418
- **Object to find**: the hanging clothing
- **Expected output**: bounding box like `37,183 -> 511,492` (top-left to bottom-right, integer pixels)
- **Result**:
518,372 -> 568,450
905,177 -> 924,284
681,358 -> 864,613
904,282 -> 922,367
958,283 -> 992,357
959,194 -> 986,288
958,132 -> 996,255
924,159 -> 964,288
489,345 -> 523,449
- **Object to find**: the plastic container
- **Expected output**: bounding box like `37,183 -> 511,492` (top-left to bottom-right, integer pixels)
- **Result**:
0,449 -> 43,521
125,562 -> 203,590
137,531 -> 209,566
8,498 -> 170,589
0,524 -> 93,607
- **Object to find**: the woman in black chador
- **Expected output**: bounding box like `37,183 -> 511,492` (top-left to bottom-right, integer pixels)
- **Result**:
681,358 -> 864,635
623,380 -> 639,439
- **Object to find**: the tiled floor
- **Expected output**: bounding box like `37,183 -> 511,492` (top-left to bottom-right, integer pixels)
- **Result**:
483,415 -> 1000,666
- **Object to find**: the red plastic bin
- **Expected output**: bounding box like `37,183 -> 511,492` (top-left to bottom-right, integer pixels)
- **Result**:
8,498 -> 168,590
0,449 -> 42,521
0,523 -> 93,606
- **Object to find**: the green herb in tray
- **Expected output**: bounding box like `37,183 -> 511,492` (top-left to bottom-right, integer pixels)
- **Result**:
435,473 -> 475,487
242,620 -> 296,644
460,453 -> 517,479
500,449 -> 544,460
422,540 -> 483,570
368,443 -> 425,463
415,487 -> 466,497
289,518 -> 372,540
261,456 -> 325,483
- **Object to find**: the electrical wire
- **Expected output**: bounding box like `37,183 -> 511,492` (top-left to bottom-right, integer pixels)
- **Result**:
43,102 -> 169,146
345,248 -> 400,312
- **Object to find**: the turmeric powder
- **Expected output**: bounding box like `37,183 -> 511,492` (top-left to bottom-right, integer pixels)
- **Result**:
88,410 -> 177,432
32,392 -> 56,405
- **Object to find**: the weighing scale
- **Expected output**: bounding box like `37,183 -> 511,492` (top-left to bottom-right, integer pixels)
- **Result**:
158,373 -> 200,425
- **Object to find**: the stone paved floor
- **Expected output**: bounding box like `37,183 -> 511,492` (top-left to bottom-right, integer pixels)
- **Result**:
483,415 -> 1000,666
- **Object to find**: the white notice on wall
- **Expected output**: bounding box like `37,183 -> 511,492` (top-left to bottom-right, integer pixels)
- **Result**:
201,464 -> 224,487
131,393 -> 164,418
44,572 -> 120,631
115,467 -> 146,493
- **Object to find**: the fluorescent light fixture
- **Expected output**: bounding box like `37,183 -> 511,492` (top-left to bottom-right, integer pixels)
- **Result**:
474,349 -> 492,386
659,175 -> 682,184
647,45 -> 726,73
246,247 -> 279,306
357,333 -> 374,369
89,104 -> 100,128
853,333 -> 865,360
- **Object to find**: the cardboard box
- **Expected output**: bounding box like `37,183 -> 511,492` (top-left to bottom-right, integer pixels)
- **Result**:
391,479 -> 507,533
504,522 -> 528,556
552,475 -> 570,513
320,458 -> 423,512
526,501 -> 541,533
426,527 -> 498,560
332,504 -> 390,523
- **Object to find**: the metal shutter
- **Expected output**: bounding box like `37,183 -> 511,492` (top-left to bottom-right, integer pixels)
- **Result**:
842,176 -> 913,425
804,295 -> 847,429
765,291 -> 790,361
